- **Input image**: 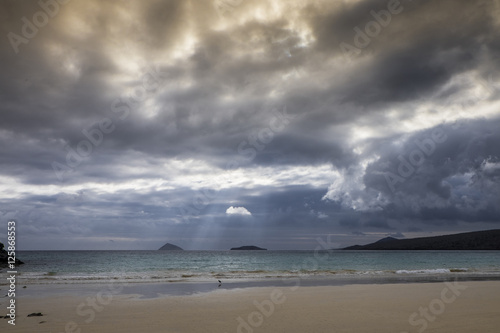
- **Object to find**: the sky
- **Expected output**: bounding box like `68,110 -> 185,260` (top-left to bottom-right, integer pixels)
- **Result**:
1,0 -> 500,250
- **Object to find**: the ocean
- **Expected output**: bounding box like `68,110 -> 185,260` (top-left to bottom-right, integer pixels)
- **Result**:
10,250 -> 500,286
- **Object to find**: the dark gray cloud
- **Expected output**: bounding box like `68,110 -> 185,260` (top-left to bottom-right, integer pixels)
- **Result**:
0,0 -> 499,249
362,118 -> 500,222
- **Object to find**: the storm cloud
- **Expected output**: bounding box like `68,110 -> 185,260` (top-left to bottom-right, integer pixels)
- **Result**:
1,0 -> 499,249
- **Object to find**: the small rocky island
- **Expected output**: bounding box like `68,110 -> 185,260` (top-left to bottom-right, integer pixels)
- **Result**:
230,245 -> 267,251
158,243 -> 183,251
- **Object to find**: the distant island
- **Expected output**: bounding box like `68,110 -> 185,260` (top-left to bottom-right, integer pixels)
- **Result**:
158,243 -> 183,251
343,229 -> 500,250
230,245 -> 267,251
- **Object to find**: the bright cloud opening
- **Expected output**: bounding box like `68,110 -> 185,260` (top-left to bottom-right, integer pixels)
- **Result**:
226,206 -> 252,216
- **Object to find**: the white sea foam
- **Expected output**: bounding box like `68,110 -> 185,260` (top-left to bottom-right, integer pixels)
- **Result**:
395,268 -> 451,274
8,250 -> 499,286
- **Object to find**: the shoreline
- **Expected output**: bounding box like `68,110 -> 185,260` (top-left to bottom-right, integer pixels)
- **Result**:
1,281 -> 499,332
4,267 -> 500,289
8,273 -> 500,299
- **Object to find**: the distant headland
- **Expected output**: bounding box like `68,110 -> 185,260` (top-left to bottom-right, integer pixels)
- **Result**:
343,229 -> 500,250
158,243 -> 184,251
0,242 -> 23,267
230,245 -> 267,251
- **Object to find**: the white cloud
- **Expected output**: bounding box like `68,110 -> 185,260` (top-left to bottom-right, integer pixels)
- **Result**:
226,206 -> 252,216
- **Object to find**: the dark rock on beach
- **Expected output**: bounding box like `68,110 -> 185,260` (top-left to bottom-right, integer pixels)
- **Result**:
27,313 -> 43,317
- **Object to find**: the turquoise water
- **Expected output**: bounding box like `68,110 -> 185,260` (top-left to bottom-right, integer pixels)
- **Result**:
8,250 -> 500,284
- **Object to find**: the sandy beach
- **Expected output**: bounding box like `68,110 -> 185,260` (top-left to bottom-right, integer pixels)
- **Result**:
1,281 -> 499,333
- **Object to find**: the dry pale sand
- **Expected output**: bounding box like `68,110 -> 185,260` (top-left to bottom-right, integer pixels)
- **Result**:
1,281 -> 499,333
